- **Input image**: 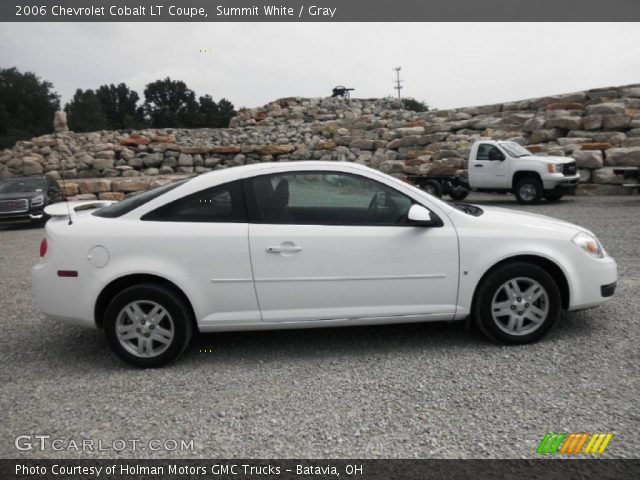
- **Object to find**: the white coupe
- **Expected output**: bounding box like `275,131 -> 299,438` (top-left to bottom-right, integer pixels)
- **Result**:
32,162 -> 617,367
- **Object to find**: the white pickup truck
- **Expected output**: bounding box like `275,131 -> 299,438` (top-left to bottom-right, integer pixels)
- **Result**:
408,140 -> 580,204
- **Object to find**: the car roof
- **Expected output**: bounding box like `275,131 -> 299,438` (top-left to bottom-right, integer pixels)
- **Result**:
181,161 -> 379,191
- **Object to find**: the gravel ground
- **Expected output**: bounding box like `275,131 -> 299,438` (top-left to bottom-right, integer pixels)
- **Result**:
0,194 -> 638,459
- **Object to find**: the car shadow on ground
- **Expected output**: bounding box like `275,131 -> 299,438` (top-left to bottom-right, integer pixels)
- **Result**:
25,308 -> 597,371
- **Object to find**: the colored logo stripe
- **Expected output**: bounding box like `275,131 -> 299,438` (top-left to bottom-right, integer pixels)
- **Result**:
584,433 -> 613,454
537,432 -> 613,454
536,433 -> 566,454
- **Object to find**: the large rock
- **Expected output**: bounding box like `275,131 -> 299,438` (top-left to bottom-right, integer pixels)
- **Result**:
98,192 -> 125,201
120,135 -> 150,146
77,179 -> 112,194
112,178 -> 150,192
585,103 -> 626,115
602,114 -> 631,130
571,150 -> 603,169
254,145 -> 295,155
178,153 -> 193,166
529,129 -> 563,144
22,157 -> 44,175
591,167 -> 625,184
348,139 -> 375,150
53,111 -> 68,132
582,115 -> 603,131
545,116 -> 582,130
604,147 -> 640,166
93,158 -> 115,171
142,153 -> 163,168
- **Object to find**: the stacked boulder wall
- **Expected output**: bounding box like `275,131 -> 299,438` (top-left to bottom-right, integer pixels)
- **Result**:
1,84 -> 639,198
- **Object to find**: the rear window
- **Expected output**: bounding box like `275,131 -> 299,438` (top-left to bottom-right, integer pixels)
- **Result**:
92,179 -> 187,218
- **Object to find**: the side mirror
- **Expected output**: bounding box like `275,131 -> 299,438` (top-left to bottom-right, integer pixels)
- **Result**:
407,204 -> 441,227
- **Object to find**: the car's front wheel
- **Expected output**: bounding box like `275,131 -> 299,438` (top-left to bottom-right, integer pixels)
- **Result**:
473,262 -> 561,344
104,283 -> 194,367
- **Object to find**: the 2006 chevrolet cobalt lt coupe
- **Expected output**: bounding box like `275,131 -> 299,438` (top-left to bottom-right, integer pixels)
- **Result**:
32,162 -> 617,367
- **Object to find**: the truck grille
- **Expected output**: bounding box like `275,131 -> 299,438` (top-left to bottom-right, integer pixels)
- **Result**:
563,162 -> 577,176
0,199 -> 29,214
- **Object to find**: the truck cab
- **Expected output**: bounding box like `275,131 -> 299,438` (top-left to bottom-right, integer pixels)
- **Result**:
468,140 -> 579,204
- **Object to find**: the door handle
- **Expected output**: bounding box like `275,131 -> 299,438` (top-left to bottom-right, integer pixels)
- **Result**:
267,244 -> 302,254
474,164 -> 483,168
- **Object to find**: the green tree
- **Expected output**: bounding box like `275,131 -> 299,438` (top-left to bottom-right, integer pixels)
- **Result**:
215,98 -> 236,127
0,67 -> 60,149
64,89 -> 109,132
196,95 -> 236,128
143,78 -> 199,128
96,83 -> 145,129
402,97 -> 429,112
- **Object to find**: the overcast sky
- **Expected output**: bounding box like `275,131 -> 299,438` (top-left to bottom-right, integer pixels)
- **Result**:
1,23 -> 639,110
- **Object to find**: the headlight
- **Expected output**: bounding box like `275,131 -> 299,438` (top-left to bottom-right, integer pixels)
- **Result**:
572,232 -> 604,258
31,194 -> 44,207
547,163 -> 563,173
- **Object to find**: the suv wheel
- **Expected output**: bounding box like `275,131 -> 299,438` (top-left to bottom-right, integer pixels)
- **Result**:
473,262 -> 561,344
104,283 -> 194,368
514,177 -> 543,204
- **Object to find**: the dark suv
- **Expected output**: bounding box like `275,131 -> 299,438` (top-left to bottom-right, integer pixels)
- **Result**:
0,175 -> 63,225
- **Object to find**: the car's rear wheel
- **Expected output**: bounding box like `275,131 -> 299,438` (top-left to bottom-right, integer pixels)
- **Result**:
514,177 -> 543,204
104,283 -> 193,368
473,262 -> 561,344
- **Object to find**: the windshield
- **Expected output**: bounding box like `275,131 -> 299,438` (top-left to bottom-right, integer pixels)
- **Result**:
92,179 -> 188,218
0,178 -> 45,193
499,141 -> 531,158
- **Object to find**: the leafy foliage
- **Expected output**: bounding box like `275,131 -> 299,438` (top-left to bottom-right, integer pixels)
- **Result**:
65,89 -> 109,132
143,77 -> 199,128
0,67 -> 60,149
96,83 -> 145,130
402,97 -> 429,112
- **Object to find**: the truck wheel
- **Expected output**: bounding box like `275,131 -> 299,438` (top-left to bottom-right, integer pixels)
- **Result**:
514,177 -> 543,205
449,187 -> 470,201
544,192 -> 563,202
473,262 -> 561,344
421,180 -> 443,198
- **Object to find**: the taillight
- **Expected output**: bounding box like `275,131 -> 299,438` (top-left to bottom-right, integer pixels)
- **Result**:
39,238 -> 48,257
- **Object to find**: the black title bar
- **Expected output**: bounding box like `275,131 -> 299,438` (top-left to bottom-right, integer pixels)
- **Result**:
2,0 -> 640,22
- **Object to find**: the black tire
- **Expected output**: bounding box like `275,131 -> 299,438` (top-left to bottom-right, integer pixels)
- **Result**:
544,192 -> 563,202
449,186 -> 470,201
104,283 -> 194,368
473,262 -> 561,344
514,177 -> 543,205
421,179 -> 443,198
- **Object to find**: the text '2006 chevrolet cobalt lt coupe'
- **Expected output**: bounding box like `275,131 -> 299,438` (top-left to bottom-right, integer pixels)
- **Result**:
32,162 -> 617,367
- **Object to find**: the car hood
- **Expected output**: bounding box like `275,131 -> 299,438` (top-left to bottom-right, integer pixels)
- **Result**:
470,205 -> 588,238
519,155 -> 575,164
0,191 -> 42,200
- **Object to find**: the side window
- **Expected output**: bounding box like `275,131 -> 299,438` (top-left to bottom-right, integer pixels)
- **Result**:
250,172 -> 413,226
476,144 -> 504,161
142,181 -> 246,223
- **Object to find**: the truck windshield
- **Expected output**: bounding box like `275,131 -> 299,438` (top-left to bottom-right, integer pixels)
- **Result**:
499,142 -> 531,158
0,178 -> 45,193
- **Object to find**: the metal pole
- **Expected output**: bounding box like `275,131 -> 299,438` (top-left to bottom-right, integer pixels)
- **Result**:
393,67 -> 403,99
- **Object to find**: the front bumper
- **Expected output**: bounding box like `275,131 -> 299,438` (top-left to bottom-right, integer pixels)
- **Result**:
0,210 -> 45,223
543,174 -> 580,193
567,254 -> 618,311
